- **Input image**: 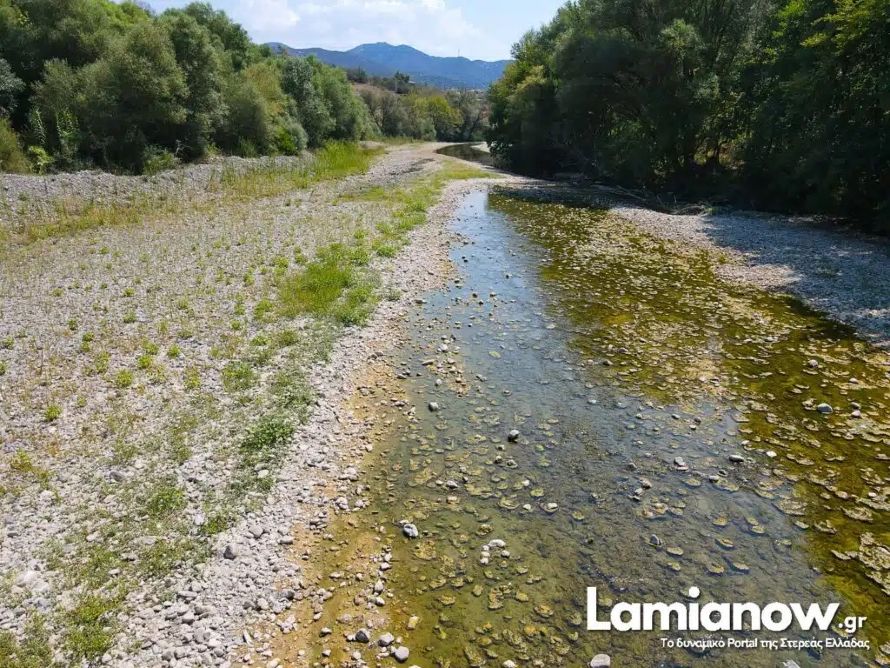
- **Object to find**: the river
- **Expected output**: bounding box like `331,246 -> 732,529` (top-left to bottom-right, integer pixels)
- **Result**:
293,185 -> 889,667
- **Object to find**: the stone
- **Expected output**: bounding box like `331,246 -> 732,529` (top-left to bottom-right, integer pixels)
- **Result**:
728,454 -> 744,463
353,628 -> 370,643
402,523 -> 419,539
428,401 -> 440,412
590,655 -> 611,668
378,632 -> 395,647
816,403 -> 833,414
223,545 -> 237,560
507,429 -> 520,442
393,646 -> 410,663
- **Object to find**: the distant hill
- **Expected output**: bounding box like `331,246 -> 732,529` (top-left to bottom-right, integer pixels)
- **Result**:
266,42 -> 510,90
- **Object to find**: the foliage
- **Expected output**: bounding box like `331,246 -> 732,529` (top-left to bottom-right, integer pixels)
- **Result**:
488,0 -> 890,226
0,116 -> 29,172
0,0 -> 378,173
359,85 -> 487,141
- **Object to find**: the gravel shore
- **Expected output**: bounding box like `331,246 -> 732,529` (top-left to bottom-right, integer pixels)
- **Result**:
1,141 -> 885,666
0,143 -> 509,667
610,203 -> 890,348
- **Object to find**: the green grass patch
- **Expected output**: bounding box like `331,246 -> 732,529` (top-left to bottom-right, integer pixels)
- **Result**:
64,594 -> 120,662
278,243 -> 378,326
221,360 -> 255,392
0,615 -> 53,668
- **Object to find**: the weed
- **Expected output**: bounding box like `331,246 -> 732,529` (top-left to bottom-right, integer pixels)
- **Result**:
93,352 -> 110,374
64,594 -> 119,662
183,367 -> 201,391
144,480 -> 186,517
44,404 -> 61,422
122,311 -> 136,324
273,329 -> 300,348
167,344 -> 181,358
222,360 -> 254,392
0,615 -> 52,668
0,361 -> 6,375
113,370 -> 134,389
8,451 -> 50,486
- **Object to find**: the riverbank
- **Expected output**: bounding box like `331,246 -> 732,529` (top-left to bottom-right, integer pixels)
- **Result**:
2,142 -> 887,667
0,143 -> 510,666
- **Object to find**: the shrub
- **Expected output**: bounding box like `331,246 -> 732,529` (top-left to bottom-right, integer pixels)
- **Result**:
142,146 -> 178,175
0,119 -> 30,173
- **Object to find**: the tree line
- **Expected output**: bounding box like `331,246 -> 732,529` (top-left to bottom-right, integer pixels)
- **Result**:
0,0 -> 488,175
487,0 -> 889,228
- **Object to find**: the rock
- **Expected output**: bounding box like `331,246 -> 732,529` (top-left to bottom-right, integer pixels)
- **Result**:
503,662 -> 517,668
378,632 -> 395,647
402,523 -> 419,539
728,454 -> 744,463
590,655 -> 611,668
407,615 -> 420,630
222,544 -> 237,560
353,628 -> 370,643
782,662 -> 802,668
428,401 -> 440,412
392,646 -> 410,663
507,429 -> 520,442
816,403 -> 833,414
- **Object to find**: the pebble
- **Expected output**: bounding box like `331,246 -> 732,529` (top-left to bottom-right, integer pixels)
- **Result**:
507,429 -> 520,442
393,646 -> 410,663
590,655 -> 611,668
816,402 -> 833,414
402,523 -> 419,539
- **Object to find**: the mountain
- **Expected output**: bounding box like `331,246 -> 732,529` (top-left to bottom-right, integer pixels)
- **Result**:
266,42 -> 510,90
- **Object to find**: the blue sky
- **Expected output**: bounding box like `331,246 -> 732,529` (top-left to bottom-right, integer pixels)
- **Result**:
144,0 -> 566,61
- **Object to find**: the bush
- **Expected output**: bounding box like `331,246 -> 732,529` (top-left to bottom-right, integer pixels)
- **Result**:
0,119 -> 30,173
142,146 -> 179,175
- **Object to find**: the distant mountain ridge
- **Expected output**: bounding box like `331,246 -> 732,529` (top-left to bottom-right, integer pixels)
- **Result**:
266,42 -> 510,90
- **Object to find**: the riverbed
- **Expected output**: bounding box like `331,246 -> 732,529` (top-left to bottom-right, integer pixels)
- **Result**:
272,185 -> 889,667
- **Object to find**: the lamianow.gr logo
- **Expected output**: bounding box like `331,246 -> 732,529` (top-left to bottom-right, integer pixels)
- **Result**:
586,587 -> 867,634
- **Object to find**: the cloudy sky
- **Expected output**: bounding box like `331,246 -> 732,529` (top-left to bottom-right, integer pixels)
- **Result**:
144,0 -> 565,61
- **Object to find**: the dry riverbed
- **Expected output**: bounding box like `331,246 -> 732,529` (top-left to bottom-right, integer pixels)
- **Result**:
2,142 -> 888,668
0,143 -> 508,667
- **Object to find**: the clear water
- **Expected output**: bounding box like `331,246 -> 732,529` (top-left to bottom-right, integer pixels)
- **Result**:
306,190 -> 889,667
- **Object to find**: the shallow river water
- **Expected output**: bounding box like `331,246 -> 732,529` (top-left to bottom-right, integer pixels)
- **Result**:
309,189 -> 889,668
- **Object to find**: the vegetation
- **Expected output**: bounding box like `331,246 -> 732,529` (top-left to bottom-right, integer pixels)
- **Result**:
358,82 -> 489,142
0,0 -> 377,173
488,0 -> 890,228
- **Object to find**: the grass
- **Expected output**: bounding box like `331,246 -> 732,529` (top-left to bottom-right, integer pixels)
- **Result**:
15,142 -> 382,244
278,243 -> 378,326
0,615 -> 53,668
64,594 -> 120,662
213,141 -> 381,202
8,451 -> 50,487
43,404 -> 61,422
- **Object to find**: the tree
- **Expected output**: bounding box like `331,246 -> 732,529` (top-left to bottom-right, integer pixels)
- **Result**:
0,57 -> 23,116
160,10 -> 226,159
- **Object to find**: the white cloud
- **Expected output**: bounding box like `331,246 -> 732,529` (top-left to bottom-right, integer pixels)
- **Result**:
230,0 -> 300,35
242,0 -> 484,58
